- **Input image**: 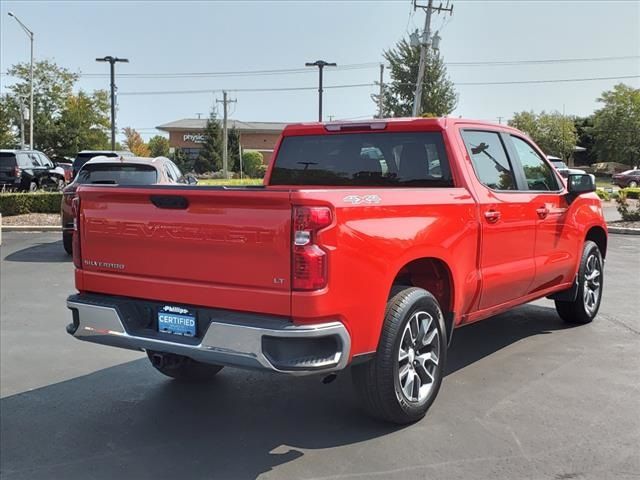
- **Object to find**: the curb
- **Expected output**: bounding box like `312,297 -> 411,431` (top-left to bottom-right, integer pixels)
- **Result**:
1,225 -> 62,232
607,226 -> 640,235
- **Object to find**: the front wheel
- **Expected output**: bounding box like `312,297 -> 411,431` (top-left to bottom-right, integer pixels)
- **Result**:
555,240 -> 603,324
147,350 -> 223,382
352,287 -> 447,424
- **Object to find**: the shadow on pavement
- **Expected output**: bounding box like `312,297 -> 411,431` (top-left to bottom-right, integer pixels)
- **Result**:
0,304 -> 572,479
3,240 -> 70,263
446,303 -> 572,375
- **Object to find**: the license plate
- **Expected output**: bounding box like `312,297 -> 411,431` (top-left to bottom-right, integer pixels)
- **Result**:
158,306 -> 196,337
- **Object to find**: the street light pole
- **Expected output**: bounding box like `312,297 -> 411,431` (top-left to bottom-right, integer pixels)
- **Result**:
96,56 -> 129,150
8,12 -> 34,149
305,60 -> 337,122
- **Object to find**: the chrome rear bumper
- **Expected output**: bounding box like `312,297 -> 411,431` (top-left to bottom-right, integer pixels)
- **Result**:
67,296 -> 350,375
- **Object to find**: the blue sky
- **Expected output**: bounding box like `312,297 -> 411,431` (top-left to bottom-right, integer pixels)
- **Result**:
1,0 -> 639,141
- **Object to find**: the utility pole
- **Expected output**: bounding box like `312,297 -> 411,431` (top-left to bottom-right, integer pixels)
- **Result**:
497,116 -> 503,124
217,91 -> 236,178
96,56 -> 129,150
411,0 -> 453,117
305,60 -> 337,122
378,63 -> 385,118
8,12 -> 34,149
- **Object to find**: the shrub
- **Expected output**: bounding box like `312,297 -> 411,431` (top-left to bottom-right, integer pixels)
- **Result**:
616,190 -> 640,222
0,192 -> 63,217
622,187 -> 640,200
595,189 -> 610,201
242,151 -> 264,178
255,164 -> 268,179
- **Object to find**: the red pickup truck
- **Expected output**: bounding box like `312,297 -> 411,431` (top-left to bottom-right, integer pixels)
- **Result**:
66,118 -> 607,424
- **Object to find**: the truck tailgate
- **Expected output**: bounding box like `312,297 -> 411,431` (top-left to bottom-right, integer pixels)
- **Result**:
76,186 -> 292,316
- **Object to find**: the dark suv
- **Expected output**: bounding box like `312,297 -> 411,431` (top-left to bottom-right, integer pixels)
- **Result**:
0,150 -> 67,191
72,150 -> 134,178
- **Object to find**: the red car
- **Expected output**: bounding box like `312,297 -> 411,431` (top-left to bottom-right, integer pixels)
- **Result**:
66,118 -> 606,424
61,155 -> 193,254
612,169 -> 640,188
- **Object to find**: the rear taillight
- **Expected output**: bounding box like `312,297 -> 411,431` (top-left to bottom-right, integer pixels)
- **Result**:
292,206 -> 332,290
72,197 -> 82,269
13,166 -> 21,178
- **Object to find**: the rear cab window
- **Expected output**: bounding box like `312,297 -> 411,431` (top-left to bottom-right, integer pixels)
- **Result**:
270,131 -> 453,187
77,163 -> 158,185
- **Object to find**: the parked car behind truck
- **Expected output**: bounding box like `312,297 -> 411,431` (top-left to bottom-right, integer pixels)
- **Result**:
0,149 -> 66,191
61,155 -> 192,254
66,118 -> 606,424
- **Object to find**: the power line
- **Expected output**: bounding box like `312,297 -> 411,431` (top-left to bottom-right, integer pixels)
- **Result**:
117,74 -> 640,97
2,56 -> 637,79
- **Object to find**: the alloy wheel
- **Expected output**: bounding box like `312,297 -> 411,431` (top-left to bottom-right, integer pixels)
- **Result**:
398,310 -> 440,403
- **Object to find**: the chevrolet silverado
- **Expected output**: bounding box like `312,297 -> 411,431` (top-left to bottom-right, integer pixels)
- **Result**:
66,118 -> 607,424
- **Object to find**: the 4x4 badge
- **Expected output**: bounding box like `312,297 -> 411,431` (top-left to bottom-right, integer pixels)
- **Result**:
343,194 -> 381,205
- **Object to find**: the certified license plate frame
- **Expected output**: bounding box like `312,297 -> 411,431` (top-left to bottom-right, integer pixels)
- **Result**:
158,306 -> 197,337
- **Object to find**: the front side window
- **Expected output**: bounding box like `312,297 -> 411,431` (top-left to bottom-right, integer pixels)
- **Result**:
461,130 -> 516,190
270,131 -> 452,187
511,136 -> 560,191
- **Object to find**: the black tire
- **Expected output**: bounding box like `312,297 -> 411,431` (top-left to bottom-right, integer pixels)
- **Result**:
62,232 -> 73,255
146,350 -> 223,382
555,240 -> 603,324
629,180 -> 638,188
352,286 -> 447,424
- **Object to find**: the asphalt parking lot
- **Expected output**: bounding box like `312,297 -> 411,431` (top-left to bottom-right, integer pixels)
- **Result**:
1,232 -> 639,480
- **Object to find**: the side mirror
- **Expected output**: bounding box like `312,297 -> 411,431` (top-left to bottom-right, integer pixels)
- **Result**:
567,173 -> 596,195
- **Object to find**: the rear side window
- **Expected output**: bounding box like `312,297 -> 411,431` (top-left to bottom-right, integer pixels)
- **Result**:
510,136 -> 560,191
461,131 -> 516,191
0,153 -> 17,167
77,164 -> 158,185
270,131 -> 452,187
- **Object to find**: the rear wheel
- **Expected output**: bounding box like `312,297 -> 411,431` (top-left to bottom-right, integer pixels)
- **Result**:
629,180 -> 638,188
555,240 -> 603,324
352,287 -> 447,424
62,232 -> 73,255
146,350 -> 223,382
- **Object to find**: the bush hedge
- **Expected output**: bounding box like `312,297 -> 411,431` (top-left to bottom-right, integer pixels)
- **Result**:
622,187 -> 640,200
0,192 -> 63,217
595,189 -> 610,201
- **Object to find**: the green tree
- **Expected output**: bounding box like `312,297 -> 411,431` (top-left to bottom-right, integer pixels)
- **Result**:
196,109 -> 223,173
122,127 -> 150,156
228,127 -> 241,172
373,37 -> 457,117
573,116 -> 597,166
148,135 -> 170,157
173,147 -> 192,173
55,90 -> 110,157
509,111 -> 577,161
242,150 -> 264,178
592,83 -> 640,166
0,95 -> 18,148
6,60 -> 78,154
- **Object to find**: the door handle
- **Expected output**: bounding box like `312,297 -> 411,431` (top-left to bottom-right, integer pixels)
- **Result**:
484,210 -> 501,223
536,206 -> 550,219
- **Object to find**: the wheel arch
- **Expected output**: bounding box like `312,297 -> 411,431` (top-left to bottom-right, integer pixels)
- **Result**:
389,256 -> 455,345
585,225 -> 607,259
